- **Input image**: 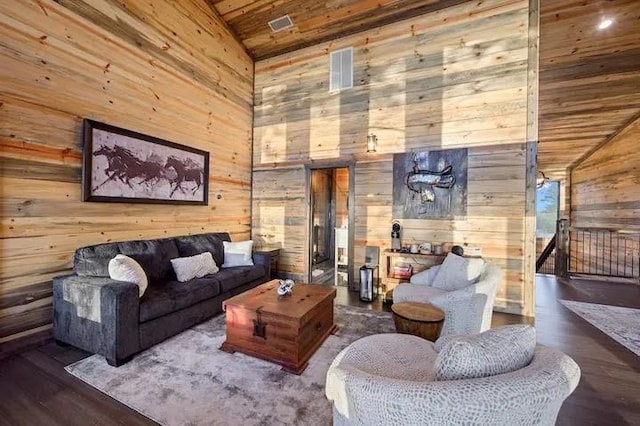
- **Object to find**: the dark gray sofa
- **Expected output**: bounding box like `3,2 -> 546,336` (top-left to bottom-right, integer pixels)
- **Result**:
53,232 -> 270,366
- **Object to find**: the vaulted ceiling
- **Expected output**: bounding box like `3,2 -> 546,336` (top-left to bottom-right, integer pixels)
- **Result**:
209,0 -> 467,60
208,0 -> 640,174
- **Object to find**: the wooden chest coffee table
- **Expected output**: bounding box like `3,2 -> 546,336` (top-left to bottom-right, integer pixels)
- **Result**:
220,280 -> 337,375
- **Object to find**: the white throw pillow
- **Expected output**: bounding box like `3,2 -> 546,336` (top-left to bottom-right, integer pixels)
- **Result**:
430,253 -> 479,291
434,325 -> 536,381
108,254 -> 148,297
222,240 -> 254,267
171,252 -> 219,282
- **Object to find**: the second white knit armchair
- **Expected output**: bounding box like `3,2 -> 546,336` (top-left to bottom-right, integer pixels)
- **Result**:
393,257 -> 502,337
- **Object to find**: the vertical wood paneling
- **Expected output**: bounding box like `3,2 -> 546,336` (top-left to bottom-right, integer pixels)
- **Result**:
523,0 -> 540,317
0,0 -> 253,352
252,0 -> 535,315
334,168 -> 349,229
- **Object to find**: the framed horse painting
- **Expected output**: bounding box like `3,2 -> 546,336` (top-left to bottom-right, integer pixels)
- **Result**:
82,119 -> 209,205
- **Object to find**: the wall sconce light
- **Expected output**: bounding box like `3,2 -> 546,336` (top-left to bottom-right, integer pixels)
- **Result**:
366,134 -> 377,153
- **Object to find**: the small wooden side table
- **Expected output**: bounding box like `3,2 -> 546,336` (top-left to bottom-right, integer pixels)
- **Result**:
391,302 -> 445,342
253,246 -> 281,279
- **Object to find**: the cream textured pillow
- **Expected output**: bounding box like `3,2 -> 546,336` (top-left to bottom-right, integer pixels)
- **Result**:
108,254 -> 148,297
431,253 -> 476,291
171,252 -> 219,282
222,240 -> 254,267
434,325 -> 536,381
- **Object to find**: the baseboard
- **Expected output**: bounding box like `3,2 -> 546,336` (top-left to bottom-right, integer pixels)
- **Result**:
0,328 -> 53,360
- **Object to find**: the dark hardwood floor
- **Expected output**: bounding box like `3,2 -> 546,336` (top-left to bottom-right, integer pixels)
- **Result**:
0,275 -> 638,425
528,275 -> 640,426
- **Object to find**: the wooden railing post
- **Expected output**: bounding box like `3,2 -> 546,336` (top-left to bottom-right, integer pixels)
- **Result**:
555,219 -> 569,277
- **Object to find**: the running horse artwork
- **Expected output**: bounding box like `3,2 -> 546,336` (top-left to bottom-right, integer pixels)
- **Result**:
392,148 -> 467,219
91,145 -> 166,193
164,156 -> 204,198
82,119 -> 209,205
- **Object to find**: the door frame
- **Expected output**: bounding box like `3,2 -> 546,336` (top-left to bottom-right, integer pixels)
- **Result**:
305,161 -> 355,287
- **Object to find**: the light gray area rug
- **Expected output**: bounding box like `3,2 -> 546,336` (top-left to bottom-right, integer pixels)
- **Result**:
560,300 -> 640,356
66,304 -> 396,426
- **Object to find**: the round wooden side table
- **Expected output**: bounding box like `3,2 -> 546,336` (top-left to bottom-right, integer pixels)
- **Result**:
391,302 -> 445,342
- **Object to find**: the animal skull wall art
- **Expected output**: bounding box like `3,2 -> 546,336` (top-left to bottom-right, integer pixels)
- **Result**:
405,152 -> 456,203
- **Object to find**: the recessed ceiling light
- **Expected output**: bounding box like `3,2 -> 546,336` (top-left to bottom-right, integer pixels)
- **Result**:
598,18 -> 613,30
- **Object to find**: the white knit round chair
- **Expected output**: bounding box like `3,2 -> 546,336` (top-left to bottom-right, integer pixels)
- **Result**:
326,326 -> 580,426
393,260 -> 502,337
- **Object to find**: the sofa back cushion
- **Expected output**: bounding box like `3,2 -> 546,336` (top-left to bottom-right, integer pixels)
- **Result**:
74,238 -> 180,285
433,324 -> 536,381
74,242 -> 120,277
118,239 -> 179,284
174,233 -> 229,267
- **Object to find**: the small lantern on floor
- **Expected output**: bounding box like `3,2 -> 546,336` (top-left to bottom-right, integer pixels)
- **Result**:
359,264 -> 380,302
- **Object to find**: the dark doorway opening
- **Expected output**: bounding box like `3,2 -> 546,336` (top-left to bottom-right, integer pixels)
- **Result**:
309,167 -> 350,286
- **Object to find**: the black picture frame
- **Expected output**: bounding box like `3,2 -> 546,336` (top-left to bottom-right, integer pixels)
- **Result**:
82,119 -> 209,205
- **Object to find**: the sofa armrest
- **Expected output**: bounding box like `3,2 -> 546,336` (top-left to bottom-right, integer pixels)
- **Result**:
252,252 -> 272,279
53,274 -> 140,365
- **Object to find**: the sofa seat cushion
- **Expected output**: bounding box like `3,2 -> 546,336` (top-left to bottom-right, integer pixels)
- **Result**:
215,265 -> 266,293
139,277 -> 221,322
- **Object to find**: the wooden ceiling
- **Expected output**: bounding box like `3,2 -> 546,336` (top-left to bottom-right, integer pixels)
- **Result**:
208,0 -> 640,175
538,0 -> 640,175
209,0 -> 467,60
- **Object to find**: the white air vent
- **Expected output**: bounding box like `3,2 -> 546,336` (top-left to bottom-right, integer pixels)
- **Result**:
330,47 -> 353,92
268,15 -> 294,32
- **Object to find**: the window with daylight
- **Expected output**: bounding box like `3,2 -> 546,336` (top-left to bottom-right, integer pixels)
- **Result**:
330,47 -> 353,91
536,181 -> 559,237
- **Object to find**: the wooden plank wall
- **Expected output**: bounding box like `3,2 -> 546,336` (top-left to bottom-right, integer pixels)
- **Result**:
253,0 -> 536,315
572,115 -> 640,231
334,168 -> 349,229
0,0 -> 253,354
570,115 -> 640,279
